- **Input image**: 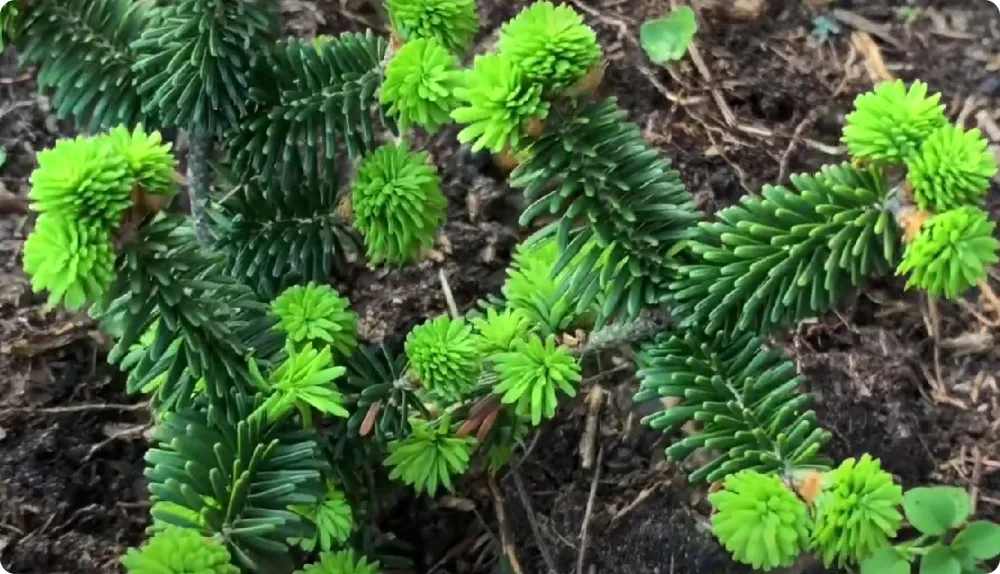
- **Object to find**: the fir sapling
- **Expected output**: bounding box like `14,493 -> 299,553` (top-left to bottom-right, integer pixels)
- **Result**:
12,0 -> 1000,572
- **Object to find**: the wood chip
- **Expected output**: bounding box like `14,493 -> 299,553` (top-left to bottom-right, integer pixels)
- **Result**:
850,31 -> 894,84
732,0 -> 767,20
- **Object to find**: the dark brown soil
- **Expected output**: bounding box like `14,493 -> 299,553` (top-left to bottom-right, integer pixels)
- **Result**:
2,0 -> 1000,572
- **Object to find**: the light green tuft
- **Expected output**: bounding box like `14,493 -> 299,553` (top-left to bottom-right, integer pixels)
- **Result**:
254,341 -> 350,422
812,454 -> 903,568
22,214 -> 116,310
120,526 -> 238,573
289,480 -> 354,552
28,134 -> 132,228
496,1 -> 601,91
386,0 -> 479,54
295,549 -> 381,574
103,124 -> 179,197
271,283 -> 358,359
381,38 -> 463,134
470,306 -> 534,354
708,470 -> 811,571
501,236 -> 600,334
896,206 -> 999,300
906,124 -> 998,211
384,416 -> 476,496
842,80 -> 947,163
492,333 -> 581,426
405,315 -> 481,402
352,141 -> 447,265
452,54 -> 549,153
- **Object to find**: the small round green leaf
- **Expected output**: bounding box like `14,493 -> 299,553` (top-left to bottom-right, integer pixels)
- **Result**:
861,546 -> 911,574
920,544 -> 960,574
954,521 -> 1000,560
939,486 -> 972,526
904,487 -> 964,535
639,7 -> 697,64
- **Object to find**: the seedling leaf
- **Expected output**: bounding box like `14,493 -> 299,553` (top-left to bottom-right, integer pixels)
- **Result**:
639,6 -> 697,64
954,521 -> 1000,560
905,487 -> 966,535
920,544 -> 960,574
861,546 -> 911,574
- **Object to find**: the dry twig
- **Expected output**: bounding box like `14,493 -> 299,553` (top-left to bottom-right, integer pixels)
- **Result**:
576,445 -> 604,574
0,402 -> 149,419
438,269 -> 460,319
488,476 -> 525,574
579,385 -> 604,470
511,469 -> 559,574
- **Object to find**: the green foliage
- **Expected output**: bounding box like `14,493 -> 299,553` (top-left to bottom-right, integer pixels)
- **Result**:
897,7 -> 922,24
296,550 -> 381,574
404,315 -> 481,402
271,283 -> 358,358
289,481 -> 354,552
341,344 -> 424,440
639,6 -> 697,64
708,470 -> 812,571
145,393 -> 325,571
17,0 -> 154,132
131,0 -> 277,135
252,341 -> 350,423
470,307 -> 534,354
904,486 -> 971,537
501,236 -> 595,335
123,321 -> 206,397
863,487 -> 1000,574
383,416 -> 476,496
23,215 -> 116,310
104,123 -> 179,197
23,5 -> 1000,573
104,214 -> 267,410
482,410 -> 530,475
812,454 -> 904,568
512,98 -> 701,325
492,334 -> 581,425
0,1 -> 19,51
842,80 -> 948,163
905,124 -> 997,212
954,521 -> 1000,565
380,38 -> 463,135
227,32 -> 390,190
213,175 -> 359,299
634,329 -> 831,482
896,206 -> 998,300
351,141 -> 447,265
121,526 -> 239,574
921,545 -> 962,574
671,163 -> 900,334
811,15 -> 842,43
28,133 -> 132,228
22,124 -> 188,311
452,53 -> 549,153
149,501 -> 207,532
861,547 -> 911,574
496,1 -> 601,91
385,0 -> 479,55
